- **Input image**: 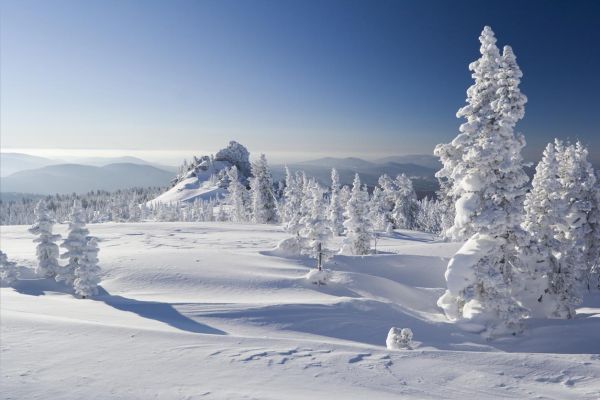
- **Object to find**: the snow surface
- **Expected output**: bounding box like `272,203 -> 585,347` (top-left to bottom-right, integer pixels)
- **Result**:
149,175 -> 226,205
1,222 -> 599,399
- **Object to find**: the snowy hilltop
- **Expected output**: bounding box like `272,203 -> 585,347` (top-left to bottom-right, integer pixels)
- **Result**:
149,141 -> 251,205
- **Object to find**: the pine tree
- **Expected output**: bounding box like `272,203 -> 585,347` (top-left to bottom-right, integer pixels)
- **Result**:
328,168 -> 344,236
299,180 -> 332,266
377,174 -> 397,231
58,200 -> 89,286
435,27 -> 529,335
250,154 -> 278,224
73,236 -> 101,298
392,174 -> 418,230
550,142 -> 597,318
226,166 -> 248,223
28,200 -> 61,278
0,250 -> 18,286
341,174 -> 371,255
369,186 -> 389,232
518,141 -> 562,315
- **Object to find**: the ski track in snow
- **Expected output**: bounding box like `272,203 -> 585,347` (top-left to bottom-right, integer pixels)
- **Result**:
1,221 -> 599,399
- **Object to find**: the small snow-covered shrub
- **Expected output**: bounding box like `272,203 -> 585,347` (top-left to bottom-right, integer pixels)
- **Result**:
0,251 -> 19,286
274,236 -> 303,257
386,327 -> 413,350
306,268 -> 328,285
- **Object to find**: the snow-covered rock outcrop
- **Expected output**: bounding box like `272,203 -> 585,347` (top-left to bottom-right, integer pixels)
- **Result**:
149,141 -> 251,205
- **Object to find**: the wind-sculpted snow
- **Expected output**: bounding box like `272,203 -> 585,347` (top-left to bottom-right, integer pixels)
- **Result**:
1,222 -> 599,399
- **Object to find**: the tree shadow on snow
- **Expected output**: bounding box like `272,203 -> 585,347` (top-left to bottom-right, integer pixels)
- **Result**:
95,287 -> 226,335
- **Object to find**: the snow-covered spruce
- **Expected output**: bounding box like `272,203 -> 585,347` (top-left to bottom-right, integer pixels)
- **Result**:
434,26 -> 528,241
392,174 -> 418,230
341,174 -> 371,255
57,200 -> 90,286
226,166 -> 249,223
435,26 -> 529,336
282,167 -> 303,233
299,179 -> 332,267
28,200 -> 61,278
386,327 -> 414,350
0,250 -> 19,286
250,154 -> 278,224
328,168 -> 344,236
73,236 -> 101,298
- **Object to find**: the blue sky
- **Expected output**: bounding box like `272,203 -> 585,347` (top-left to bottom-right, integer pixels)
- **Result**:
1,0 -> 599,163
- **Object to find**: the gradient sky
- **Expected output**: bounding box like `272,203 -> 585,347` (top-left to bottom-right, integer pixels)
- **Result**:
1,0 -> 599,163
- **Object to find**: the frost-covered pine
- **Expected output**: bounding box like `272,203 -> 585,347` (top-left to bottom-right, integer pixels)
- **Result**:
58,200 -> 89,286
435,27 -> 529,336
518,141 -> 562,315
250,154 -> 278,224
73,236 -> 101,298
341,174 -> 371,255
0,250 -> 18,286
434,26 -> 528,241
368,186 -> 389,232
283,167 -> 302,229
377,174 -> 397,231
299,180 -> 332,264
415,197 -> 443,235
392,174 -> 418,230
226,166 -> 249,223
328,168 -> 344,236
28,200 -> 61,278
550,142 -> 597,317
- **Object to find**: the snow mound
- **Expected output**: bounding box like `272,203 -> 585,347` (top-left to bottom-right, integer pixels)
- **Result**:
386,327 -> 414,350
305,268 -> 329,285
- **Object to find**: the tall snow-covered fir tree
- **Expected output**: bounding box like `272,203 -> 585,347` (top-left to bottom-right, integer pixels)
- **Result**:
0,250 -> 18,286
368,186 -> 389,232
73,236 -> 101,298
226,166 -> 249,223
28,200 -> 61,278
328,168 -> 344,236
392,174 -> 418,230
341,174 -> 371,255
250,154 -> 278,224
377,174 -> 397,232
543,141 -> 598,318
282,167 -> 302,230
435,26 -> 529,336
299,179 -> 332,263
517,141 -> 563,316
58,200 -> 89,286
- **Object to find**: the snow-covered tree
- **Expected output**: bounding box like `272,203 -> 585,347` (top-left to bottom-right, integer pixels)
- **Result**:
328,168 -> 344,236
57,200 -> 89,286
73,236 -> 101,298
226,166 -> 249,223
434,26 -> 528,241
299,180 -> 332,267
282,167 -> 302,230
250,154 -> 278,224
369,186 -> 389,232
392,174 -> 418,230
415,197 -> 443,235
0,250 -> 18,286
377,174 -> 397,231
518,141 -> 563,315
28,200 -> 61,278
435,26 -> 530,336
546,142 -> 597,318
341,174 -> 371,255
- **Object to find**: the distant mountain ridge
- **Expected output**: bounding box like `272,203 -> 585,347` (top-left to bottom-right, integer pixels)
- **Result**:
0,163 -> 173,195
